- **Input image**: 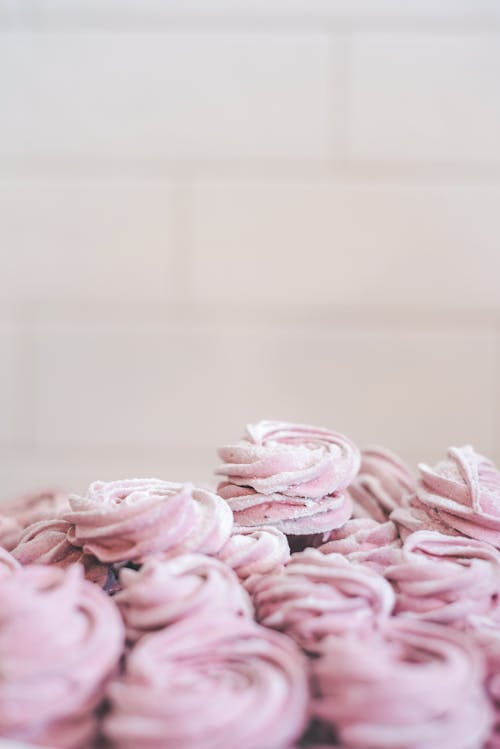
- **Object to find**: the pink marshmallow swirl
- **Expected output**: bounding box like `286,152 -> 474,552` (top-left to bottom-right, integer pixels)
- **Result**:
252,548 -> 394,653
0,563 -> 124,748
2,486 -> 69,528
103,614 -> 310,749
313,617 -> 492,749
393,446 -> 500,547
0,547 -> 20,577
349,446 -> 415,523
12,518 -> 110,588
216,525 -> 290,589
385,530 -> 500,626
216,420 -> 360,535
115,554 -> 253,642
318,518 -> 402,573
64,479 -> 233,563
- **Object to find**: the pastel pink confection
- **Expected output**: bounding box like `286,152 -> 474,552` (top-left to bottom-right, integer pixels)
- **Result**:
64,479 -> 233,563
393,446 -> 500,547
386,530 -> 500,626
0,546 -> 20,577
0,514 -> 22,551
12,518 -> 109,588
103,614 -> 309,749
349,446 -> 415,523
252,548 -> 394,653
115,554 -> 253,642
313,617 -> 492,749
1,487 -> 69,529
467,617 -> 500,749
318,518 -> 402,574
216,420 -> 360,535
0,564 -> 124,748
390,491 -> 455,542
216,525 -> 290,590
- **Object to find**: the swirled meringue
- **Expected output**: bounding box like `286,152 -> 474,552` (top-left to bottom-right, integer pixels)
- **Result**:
313,617 -> 492,749
64,479 -> 233,563
0,564 -> 124,747
392,446 -> 500,547
252,548 -> 394,652
216,420 -> 359,535
390,492 -> 454,541
216,525 -> 290,585
11,518 -> 110,588
349,446 -> 415,523
2,487 -> 69,528
103,614 -> 309,749
386,530 -> 500,626
115,554 -> 253,641
318,518 -> 402,573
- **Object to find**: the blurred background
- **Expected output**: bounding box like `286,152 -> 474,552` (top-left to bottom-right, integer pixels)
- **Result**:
0,0 -> 499,498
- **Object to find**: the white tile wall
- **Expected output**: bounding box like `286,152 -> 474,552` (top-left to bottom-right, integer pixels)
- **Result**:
0,31 -> 333,161
0,322 -> 31,446
0,0 -> 499,499
192,181 -> 500,309
33,319 -> 497,455
0,181 -> 174,302
350,34 -> 500,163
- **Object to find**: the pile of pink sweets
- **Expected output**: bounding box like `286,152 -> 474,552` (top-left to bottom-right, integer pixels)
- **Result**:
1,421 -> 500,749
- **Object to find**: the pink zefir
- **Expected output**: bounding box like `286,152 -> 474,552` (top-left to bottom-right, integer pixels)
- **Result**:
349,446 -> 415,523
318,517 -> 402,574
115,554 -> 253,642
252,548 -> 394,653
392,446 -> 500,547
64,479 -> 233,564
386,530 -> 500,626
1,486 -> 69,529
216,525 -> 290,591
216,420 -> 360,535
103,614 -> 310,749
0,564 -> 124,748
313,617 -> 492,749
12,517 -> 112,589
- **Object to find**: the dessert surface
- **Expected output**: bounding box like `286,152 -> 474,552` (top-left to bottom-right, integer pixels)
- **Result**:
1,420 -> 500,748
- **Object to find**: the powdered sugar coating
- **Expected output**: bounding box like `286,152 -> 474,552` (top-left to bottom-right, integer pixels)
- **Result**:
64,479 -> 233,563
391,447 -> 500,548
217,420 -> 359,534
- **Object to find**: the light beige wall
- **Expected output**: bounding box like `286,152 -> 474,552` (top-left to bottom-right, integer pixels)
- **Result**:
1,1 -> 499,497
